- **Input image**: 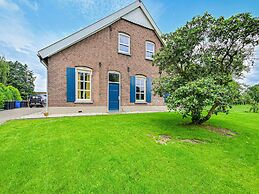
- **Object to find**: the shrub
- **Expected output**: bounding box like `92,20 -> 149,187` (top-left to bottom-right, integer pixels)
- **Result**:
0,90 -> 3,109
0,83 -> 22,109
0,83 -> 6,109
249,101 -> 259,113
7,86 -> 22,101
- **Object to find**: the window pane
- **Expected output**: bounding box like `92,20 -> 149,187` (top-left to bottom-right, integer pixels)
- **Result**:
78,91 -> 84,99
146,51 -> 153,59
85,82 -> 90,90
119,34 -> 129,45
136,86 -> 140,93
109,73 -> 119,82
80,82 -> 84,90
147,42 -> 154,51
136,93 -> 140,100
86,91 -> 90,99
136,79 -> 140,86
78,72 -> 84,81
141,94 -> 145,100
85,73 -> 90,81
119,44 -> 129,53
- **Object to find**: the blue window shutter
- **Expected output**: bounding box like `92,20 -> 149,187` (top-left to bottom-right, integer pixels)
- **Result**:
146,77 -> 152,103
66,67 -> 76,102
130,76 -> 136,103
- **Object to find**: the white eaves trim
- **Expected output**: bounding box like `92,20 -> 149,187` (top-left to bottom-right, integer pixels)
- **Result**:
38,0 -> 163,60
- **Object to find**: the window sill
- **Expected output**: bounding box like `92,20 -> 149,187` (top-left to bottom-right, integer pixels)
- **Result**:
74,100 -> 93,104
118,51 -> 131,56
145,57 -> 154,61
135,101 -> 147,104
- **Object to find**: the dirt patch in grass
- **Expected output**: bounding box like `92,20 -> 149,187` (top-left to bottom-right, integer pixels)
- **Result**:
204,125 -> 238,137
180,139 -> 204,144
148,134 -> 172,145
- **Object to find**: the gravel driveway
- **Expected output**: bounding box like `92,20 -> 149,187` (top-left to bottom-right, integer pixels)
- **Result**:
0,108 -> 44,125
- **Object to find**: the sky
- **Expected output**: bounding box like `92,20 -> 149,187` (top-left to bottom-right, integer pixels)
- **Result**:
0,0 -> 258,92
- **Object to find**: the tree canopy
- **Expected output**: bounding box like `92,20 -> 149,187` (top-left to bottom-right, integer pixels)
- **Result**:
0,57 -> 9,85
247,84 -> 259,103
7,61 -> 35,99
154,12 -> 259,124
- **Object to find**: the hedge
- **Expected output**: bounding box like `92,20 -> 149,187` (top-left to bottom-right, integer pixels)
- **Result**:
0,83 -> 22,109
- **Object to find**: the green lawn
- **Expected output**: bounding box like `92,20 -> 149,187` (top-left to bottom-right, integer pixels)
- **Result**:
0,105 -> 258,193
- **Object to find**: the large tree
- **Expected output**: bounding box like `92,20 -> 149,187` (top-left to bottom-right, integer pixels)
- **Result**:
7,61 -> 35,99
154,13 -> 259,124
0,57 -> 9,85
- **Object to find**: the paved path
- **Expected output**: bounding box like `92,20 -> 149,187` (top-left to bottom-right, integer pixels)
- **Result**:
0,108 -> 44,125
1,108 -> 167,125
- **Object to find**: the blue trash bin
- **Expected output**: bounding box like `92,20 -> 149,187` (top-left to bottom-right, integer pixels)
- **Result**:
15,101 -> 21,108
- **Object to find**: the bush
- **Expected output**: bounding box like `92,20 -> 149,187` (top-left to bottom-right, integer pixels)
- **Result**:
7,86 -> 22,101
249,101 -> 259,113
0,83 -> 22,109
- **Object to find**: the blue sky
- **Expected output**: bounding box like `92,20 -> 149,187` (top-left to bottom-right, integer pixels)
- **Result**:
0,0 -> 258,91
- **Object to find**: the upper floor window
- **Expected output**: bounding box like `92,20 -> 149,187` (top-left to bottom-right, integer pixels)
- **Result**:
76,67 -> 92,102
146,41 -> 155,60
118,33 -> 130,55
135,75 -> 146,102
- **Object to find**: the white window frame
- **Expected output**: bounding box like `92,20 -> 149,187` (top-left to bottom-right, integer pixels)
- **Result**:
118,33 -> 131,55
146,41 -> 155,60
135,75 -> 146,103
75,67 -> 92,103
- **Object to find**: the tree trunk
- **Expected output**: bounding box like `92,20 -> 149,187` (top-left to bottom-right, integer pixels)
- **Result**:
191,103 -> 219,125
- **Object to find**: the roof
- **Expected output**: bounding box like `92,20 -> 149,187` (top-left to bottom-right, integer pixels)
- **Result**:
38,0 -> 163,60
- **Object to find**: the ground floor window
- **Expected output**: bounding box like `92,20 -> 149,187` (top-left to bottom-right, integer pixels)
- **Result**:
76,67 -> 92,102
135,75 -> 146,102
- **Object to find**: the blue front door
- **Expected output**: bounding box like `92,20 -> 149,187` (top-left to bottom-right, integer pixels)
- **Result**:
109,83 -> 119,111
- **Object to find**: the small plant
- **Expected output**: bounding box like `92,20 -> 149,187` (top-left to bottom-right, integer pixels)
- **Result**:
249,101 -> 259,113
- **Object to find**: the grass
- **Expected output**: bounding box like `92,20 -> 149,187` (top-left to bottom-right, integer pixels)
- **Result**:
0,105 -> 258,193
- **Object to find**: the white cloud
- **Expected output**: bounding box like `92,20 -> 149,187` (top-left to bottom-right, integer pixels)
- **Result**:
0,0 -> 60,92
0,0 -> 19,11
34,72 -> 47,92
0,14 -> 36,54
19,0 -> 38,11
241,46 -> 259,85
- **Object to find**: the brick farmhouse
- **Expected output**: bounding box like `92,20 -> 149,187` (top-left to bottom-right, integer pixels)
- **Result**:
38,0 -> 166,114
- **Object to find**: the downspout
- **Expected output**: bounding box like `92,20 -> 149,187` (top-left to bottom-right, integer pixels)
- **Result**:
37,54 -> 49,115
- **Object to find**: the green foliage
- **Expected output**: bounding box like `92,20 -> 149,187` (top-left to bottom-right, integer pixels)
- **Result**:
0,56 -> 9,85
7,61 -> 35,99
247,84 -> 259,103
154,12 -> 259,124
249,101 -> 259,113
0,83 -> 22,109
7,86 -> 22,101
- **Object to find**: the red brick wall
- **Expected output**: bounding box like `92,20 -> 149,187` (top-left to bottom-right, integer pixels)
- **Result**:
47,19 -> 164,107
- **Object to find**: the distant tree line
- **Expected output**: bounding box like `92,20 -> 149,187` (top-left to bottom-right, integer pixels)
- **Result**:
238,84 -> 259,105
0,56 -> 35,100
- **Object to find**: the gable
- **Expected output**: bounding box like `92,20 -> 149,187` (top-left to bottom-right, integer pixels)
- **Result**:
122,8 -> 153,30
38,1 -> 163,61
